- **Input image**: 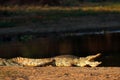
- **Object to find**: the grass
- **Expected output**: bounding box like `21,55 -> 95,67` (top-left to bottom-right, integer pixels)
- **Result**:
0,2 -> 120,28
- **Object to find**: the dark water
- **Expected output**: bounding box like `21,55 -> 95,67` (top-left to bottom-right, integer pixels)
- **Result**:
0,30 -> 120,66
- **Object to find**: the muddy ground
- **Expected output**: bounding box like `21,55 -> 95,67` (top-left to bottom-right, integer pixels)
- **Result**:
0,66 -> 120,80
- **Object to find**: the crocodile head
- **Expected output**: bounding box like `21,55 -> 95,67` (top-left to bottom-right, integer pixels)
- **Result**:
75,53 -> 102,67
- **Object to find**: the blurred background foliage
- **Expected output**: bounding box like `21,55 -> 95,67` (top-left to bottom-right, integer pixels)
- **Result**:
0,0 -> 120,6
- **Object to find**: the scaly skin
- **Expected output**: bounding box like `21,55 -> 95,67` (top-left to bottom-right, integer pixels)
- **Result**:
0,58 -> 20,66
0,57 -> 54,67
0,53 -> 101,67
10,57 -> 54,67
54,53 -> 101,67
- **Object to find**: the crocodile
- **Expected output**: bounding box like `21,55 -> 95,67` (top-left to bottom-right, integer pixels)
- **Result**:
0,53 -> 101,67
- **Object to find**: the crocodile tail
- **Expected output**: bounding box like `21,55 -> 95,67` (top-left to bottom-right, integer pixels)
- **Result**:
11,57 -> 54,67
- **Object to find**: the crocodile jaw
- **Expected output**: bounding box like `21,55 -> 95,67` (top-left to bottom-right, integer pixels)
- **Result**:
75,53 -> 102,67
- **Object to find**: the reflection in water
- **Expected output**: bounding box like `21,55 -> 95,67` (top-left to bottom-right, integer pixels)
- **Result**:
0,31 -> 120,66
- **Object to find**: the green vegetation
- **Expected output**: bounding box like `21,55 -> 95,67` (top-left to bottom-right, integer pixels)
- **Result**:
0,2 -> 120,28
